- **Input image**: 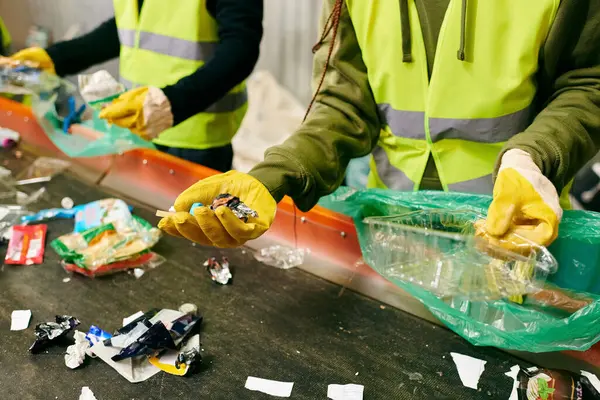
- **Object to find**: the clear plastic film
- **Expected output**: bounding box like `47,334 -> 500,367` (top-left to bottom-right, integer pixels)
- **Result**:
363,210 -> 557,301
319,188 -> 600,352
0,62 -> 154,157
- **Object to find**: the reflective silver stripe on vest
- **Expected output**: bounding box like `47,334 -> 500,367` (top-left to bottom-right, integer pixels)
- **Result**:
447,174 -> 494,194
373,144 -> 495,194
120,76 -> 247,113
372,146 -> 415,191
118,29 -> 217,61
118,29 -> 137,47
376,104 -> 531,143
429,106 -> 532,143
377,104 -> 425,139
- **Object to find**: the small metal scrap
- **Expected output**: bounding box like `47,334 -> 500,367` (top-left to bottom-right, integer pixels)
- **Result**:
29,315 -> 80,354
210,193 -> 258,222
204,257 -> 232,285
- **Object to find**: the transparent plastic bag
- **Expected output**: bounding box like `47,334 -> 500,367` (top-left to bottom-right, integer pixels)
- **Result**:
254,245 -> 308,269
17,157 -> 71,180
318,188 -> 600,352
0,65 -> 154,157
363,210 -> 557,301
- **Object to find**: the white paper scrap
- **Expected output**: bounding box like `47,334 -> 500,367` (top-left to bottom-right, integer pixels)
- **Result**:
327,384 -> 364,400
505,365 -> 520,400
245,376 -> 294,398
79,386 -> 98,400
450,353 -> 487,390
122,311 -> 144,327
65,331 -> 91,369
10,310 -> 31,331
582,371 -> 600,393
90,341 -> 160,383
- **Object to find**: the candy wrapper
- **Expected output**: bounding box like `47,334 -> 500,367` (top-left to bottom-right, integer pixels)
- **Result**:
210,194 -> 258,222
5,224 -> 47,265
29,315 -> 80,354
204,257 -> 232,285
62,252 -> 165,278
21,199 -> 136,233
518,367 -> 600,399
51,216 -> 160,269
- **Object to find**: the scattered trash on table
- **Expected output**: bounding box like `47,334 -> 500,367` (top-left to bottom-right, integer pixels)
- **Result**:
254,245 -> 307,269
205,257 -> 232,285
245,376 -> 294,398
29,315 -> 80,354
10,309 -> 31,331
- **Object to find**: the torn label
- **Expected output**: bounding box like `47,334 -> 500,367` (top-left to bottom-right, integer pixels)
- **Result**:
11,309 -> 32,331
79,386 -> 98,400
29,315 -> 80,354
245,376 -> 294,398
450,353 -> 487,390
86,325 -> 112,346
327,384 -> 364,400
65,330 -> 91,369
505,365 -> 520,400
122,311 -> 145,327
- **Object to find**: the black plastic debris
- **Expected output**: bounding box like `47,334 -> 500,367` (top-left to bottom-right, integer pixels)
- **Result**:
204,257 -> 232,285
210,193 -> 258,222
110,312 -> 202,362
176,334 -> 202,371
29,315 -> 80,354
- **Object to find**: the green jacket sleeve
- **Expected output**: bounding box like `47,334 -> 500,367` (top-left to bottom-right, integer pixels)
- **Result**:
248,0 -> 381,212
502,2 -> 600,192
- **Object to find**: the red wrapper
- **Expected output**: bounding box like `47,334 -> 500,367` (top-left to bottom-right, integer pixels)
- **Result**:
5,224 -> 48,265
62,252 -> 157,278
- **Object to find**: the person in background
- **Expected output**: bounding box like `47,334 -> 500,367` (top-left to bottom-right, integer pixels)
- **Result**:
161,0 -> 600,251
9,0 -> 263,172
0,16 -> 11,56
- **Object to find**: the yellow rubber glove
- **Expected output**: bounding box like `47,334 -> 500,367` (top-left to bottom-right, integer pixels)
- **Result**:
158,171 -> 277,248
99,86 -> 173,140
477,149 -> 563,254
9,47 -> 55,74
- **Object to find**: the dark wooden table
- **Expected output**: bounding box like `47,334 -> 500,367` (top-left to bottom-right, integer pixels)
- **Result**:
0,149 -> 529,399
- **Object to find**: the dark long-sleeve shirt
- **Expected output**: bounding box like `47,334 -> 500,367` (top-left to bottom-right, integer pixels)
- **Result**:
45,0 -> 263,126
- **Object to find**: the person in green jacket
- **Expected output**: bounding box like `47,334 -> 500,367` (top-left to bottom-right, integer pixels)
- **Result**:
158,0 -> 600,252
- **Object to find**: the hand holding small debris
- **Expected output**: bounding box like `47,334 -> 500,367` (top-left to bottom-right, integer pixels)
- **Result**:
158,171 -> 276,248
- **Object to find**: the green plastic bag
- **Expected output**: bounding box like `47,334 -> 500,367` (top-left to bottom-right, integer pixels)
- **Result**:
318,188 -> 600,352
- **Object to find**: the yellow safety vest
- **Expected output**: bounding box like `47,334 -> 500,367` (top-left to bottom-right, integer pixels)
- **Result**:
346,0 -> 571,206
0,16 -> 11,53
113,0 -> 248,150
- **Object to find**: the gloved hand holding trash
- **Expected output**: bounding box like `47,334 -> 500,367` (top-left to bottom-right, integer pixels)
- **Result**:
158,171 -> 277,248
99,86 -> 174,140
8,47 -> 55,74
477,149 -> 563,252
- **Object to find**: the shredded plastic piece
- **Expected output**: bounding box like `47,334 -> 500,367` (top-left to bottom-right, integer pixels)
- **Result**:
210,193 -> 258,222
254,245 -> 307,269
204,257 -> 232,285
86,325 -> 112,346
29,315 -> 80,354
